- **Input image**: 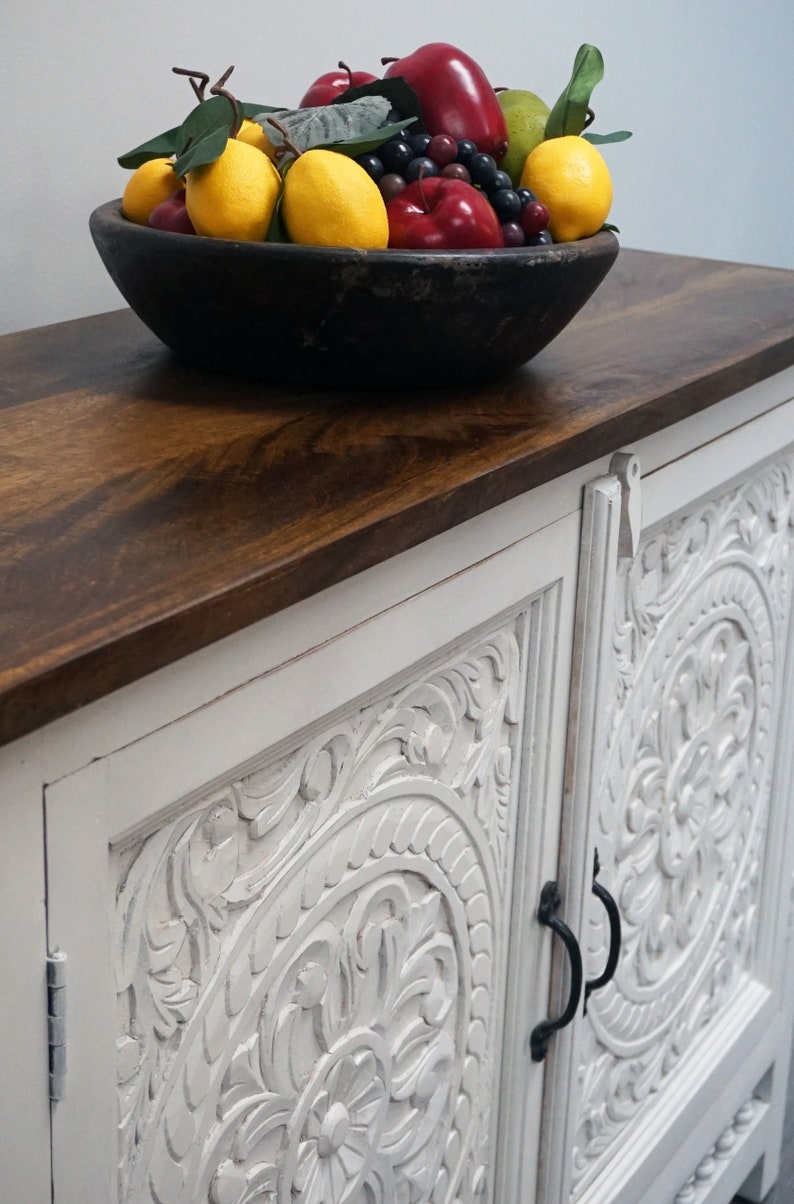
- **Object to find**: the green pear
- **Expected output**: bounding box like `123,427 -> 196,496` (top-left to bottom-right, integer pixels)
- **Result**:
498,89 -> 551,187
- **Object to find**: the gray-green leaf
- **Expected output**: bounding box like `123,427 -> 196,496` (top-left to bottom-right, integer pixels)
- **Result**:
253,95 -> 392,161
545,44 -> 604,139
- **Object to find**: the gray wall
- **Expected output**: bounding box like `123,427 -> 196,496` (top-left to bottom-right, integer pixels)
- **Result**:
2,0 -> 792,335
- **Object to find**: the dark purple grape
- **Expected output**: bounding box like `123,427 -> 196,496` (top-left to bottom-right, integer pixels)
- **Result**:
426,133 -> 458,167
355,152 -> 385,183
408,132 -> 432,157
501,222 -> 525,247
380,138 -> 413,175
489,170 -> 513,194
441,162 -> 472,183
468,153 -> 498,189
405,156 -> 441,182
526,229 -> 554,246
490,188 -> 522,222
379,173 -> 407,202
455,138 -> 478,165
516,187 -> 537,206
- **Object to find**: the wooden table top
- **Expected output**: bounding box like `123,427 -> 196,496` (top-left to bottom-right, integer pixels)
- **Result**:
2,248 -> 794,748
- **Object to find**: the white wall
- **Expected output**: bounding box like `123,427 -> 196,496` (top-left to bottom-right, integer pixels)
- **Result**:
1,0 -> 792,336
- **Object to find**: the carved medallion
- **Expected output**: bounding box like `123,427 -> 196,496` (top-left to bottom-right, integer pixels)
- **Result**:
112,621 -> 531,1203
571,453 -> 794,1195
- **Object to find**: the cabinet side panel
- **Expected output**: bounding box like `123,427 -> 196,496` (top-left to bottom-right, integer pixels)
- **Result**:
0,742 -> 51,1203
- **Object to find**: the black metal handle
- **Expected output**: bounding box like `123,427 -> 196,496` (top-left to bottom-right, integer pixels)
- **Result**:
584,848 -> 621,1013
530,881 -> 583,1062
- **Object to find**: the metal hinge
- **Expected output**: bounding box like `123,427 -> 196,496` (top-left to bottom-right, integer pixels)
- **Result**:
47,950 -> 67,1101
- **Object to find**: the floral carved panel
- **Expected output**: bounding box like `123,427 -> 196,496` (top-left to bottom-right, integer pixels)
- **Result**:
571,452 -> 794,1197
112,612 -> 541,1204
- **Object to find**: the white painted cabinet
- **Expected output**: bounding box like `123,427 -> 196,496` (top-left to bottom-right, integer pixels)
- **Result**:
43,496 -> 583,1204
540,379 -> 794,1204
4,369 -> 794,1204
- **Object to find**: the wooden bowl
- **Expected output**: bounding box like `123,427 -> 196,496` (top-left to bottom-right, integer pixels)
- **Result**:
90,200 -> 619,389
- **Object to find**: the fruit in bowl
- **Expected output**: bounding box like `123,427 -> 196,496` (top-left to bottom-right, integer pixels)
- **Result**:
114,42 -> 630,254
94,41 -> 628,386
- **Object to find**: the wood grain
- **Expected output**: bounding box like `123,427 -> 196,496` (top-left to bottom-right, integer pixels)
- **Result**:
2,249 -> 794,747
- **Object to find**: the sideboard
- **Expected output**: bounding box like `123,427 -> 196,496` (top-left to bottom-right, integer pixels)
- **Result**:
2,247 -> 794,1204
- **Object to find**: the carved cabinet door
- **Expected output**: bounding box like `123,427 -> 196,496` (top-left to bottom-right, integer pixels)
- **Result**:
43,502 -> 582,1204
542,417 -> 794,1204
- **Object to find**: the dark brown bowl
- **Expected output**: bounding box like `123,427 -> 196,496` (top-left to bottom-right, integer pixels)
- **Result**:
90,200 -> 619,389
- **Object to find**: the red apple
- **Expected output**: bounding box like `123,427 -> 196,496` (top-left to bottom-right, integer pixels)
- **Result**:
148,192 -> 195,234
299,61 -> 378,107
387,176 -> 504,250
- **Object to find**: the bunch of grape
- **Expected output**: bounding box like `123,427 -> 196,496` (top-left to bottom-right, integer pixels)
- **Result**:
356,128 -> 553,247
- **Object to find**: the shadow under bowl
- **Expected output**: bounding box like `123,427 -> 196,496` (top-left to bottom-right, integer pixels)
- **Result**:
90,201 -> 619,390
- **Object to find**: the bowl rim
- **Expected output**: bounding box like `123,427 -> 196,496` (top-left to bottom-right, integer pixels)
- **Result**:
90,199 -> 619,266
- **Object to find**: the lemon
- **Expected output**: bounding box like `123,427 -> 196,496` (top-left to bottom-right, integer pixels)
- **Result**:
185,138 -> 281,241
282,149 -> 388,249
497,90 -> 550,187
236,118 -> 277,160
122,158 -> 183,225
520,135 -> 613,242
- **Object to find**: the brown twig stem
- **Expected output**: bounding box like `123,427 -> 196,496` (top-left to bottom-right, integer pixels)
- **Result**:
209,66 -> 241,138
172,67 -> 210,102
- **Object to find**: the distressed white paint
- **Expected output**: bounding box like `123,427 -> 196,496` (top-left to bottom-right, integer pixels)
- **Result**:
3,368 -> 794,1203
545,425 -> 794,1204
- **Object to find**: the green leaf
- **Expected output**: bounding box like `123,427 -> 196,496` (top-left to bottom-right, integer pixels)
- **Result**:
601,222 -> 620,232
239,100 -> 284,118
326,116 -> 417,159
545,44 -> 605,139
118,126 -> 182,169
118,97 -> 283,172
254,95 -> 393,163
332,75 -> 427,133
583,129 -> 633,144
173,123 -> 231,177
265,192 -> 289,243
172,95 -> 235,170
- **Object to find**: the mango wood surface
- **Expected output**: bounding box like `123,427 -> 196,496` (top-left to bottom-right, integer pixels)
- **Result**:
2,249 -> 794,747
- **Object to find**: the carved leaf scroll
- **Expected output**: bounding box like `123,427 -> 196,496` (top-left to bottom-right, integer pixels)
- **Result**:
112,617 -> 533,1204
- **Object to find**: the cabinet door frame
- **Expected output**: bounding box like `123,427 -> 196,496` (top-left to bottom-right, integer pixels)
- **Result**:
44,507 -> 581,1204
543,391 -> 794,1204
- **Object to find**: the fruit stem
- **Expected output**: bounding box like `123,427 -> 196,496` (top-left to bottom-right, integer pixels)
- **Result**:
172,67 -> 210,102
583,107 -> 595,129
266,118 -> 302,163
210,66 -> 241,138
380,56 -> 399,66
338,61 -> 353,86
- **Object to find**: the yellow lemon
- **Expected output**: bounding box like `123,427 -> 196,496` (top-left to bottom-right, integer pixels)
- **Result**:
282,149 -> 388,249
236,118 -> 277,160
520,135 -> 613,242
185,138 -> 281,241
122,158 -> 183,225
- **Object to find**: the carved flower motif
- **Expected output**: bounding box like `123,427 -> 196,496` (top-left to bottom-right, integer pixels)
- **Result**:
291,1045 -> 389,1202
203,870 -> 467,1204
619,616 -> 755,989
